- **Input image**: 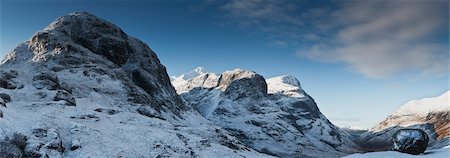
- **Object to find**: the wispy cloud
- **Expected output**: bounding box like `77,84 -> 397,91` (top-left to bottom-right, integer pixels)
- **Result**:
219,0 -> 332,46
218,0 -> 449,78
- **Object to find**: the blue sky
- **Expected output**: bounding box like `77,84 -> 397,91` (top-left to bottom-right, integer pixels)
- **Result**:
1,0 -> 448,128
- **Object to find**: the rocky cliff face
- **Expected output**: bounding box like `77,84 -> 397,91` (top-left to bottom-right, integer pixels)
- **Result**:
356,91 -> 450,151
173,68 -> 359,158
0,12 -> 272,158
2,12 -> 185,117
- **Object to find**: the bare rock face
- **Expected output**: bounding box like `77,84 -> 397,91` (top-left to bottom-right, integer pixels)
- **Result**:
32,12 -> 131,66
392,129 -> 429,155
218,69 -> 267,100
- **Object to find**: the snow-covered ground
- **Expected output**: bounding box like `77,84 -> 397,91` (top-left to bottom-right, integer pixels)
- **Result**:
343,145 -> 450,158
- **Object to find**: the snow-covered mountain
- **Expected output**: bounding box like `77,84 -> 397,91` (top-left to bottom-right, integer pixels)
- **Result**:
356,91 -> 450,151
170,67 -> 220,94
172,68 -> 360,157
0,12 -> 272,157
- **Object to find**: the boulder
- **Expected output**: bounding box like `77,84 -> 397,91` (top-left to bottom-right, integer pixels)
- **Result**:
392,129 -> 429,155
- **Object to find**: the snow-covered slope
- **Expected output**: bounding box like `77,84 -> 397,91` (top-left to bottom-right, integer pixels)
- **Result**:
173,68 -> 360,158
392,91 -> 449,117
266,75 -> 305,98
356,91 -> 450,151
0,12 -> 272,157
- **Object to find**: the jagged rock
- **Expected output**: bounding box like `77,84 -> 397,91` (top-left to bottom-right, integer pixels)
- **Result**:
0,93 -> 11,103
0,134 -> 25,158
33,72 -> 60,90
0,140 -> 21,158
54,90 -> 76,106
28,128 -> 64,157
0,71 -> 17,89
392,129 -> 429,155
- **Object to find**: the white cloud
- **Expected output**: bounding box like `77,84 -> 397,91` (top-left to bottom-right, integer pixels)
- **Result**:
220,0 -> 449,78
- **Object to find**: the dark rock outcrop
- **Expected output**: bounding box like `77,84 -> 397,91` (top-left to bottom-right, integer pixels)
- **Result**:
33,72 -> 60,90
218,69 -> 267,100
54,90 -> 76,106
0,93 -> 11,103
0,70 -> 18,89
28,128 -> 64,157
0,133 -> 27,158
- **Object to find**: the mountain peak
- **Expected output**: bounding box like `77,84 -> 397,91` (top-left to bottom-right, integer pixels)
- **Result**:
23,11 -> 134,66
181,66 -> 208,80
267,75 -> 301,87
44,11 -> 122,33
2,11 -> 186,116
266,75 -> 304,98
218,69 -> 268,99
193,66 -> 206,73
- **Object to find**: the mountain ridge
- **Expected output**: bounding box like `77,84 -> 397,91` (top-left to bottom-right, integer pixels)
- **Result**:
0,12 -> 274,157
172,67 -> 360,157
